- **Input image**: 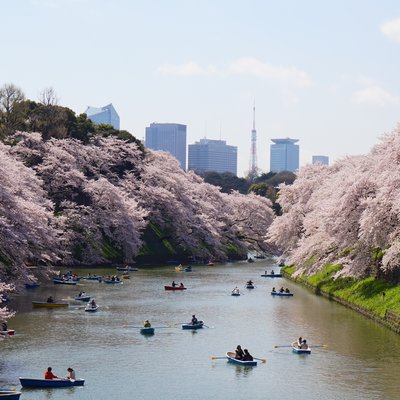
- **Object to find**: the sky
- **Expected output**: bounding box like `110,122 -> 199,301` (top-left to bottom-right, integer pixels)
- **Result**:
2,0 -> 400,176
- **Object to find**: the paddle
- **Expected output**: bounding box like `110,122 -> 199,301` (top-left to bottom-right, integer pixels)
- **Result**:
274,344 -> 326,348
211,356 -> 226,360
211,355 -> 266,363
203,324 -> 215,329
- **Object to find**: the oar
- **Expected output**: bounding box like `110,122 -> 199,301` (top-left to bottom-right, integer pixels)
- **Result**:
274,344 -> 326,348
274,345 -> 292,348
253,357 -> 267,363
211,355 -> 226,360
203,324 -> 215,329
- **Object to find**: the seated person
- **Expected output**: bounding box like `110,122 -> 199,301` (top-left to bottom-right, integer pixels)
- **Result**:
247,280 -> 253,285
44,367 -> 58,380
90,299 -> 97,308
271,270 -> 275,275
179,282 -> 184,288
172,281 -> 177,287
279,287 -> 284,293
66,367 -> 75,380
272,287 -> 276,293
1,322 -> 7,331
143,320 -> 151,328
285,288 -> 290,293
300,339 -> 309,349
297,337 -> 302,347
191,315 -> 198,325
47,296 -> 54,303
235,345 -> 244,360
242,349 -> 253,361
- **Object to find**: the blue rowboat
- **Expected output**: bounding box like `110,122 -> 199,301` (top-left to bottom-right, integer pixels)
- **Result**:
291,342 -> 311,354
226,352 -> 257,366
74,295 -> 91,301
85,304 -> 98,312
184,267 -> 192,272
260,274 -> 282,277
271,292 -> 293,297
140,327 -> 155,335
19,378 -> 85,388
25,283 -> 40,289
246,284 -> 255,289
182,321 -> 203,330
0,391 -> 22,399
103,280 -> 123,284
53,278 -> 77,285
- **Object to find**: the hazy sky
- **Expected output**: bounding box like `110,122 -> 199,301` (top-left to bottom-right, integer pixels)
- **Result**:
2,0 -> 400,176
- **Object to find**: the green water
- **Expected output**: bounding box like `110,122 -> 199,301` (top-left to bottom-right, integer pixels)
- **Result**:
1,259 -> 399,399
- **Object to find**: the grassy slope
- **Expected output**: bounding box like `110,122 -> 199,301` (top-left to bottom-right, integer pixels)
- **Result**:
282,265 -> 400,317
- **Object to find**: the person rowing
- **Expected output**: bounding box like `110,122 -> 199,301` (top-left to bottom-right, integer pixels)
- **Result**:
44,367 -> 58,380
279,287 -> 284,293
300,339 -> 309,349
247,280 -> 253,285
172,281 -> 177,287
191,315 -> 198,325
285,288 -> 290,293
143,320 -> 151,328
235,345 -> 244,360
242,349 -> 253,361
1,322 -> 7,331
272,287 -> 276,293
47,296 -> 54,303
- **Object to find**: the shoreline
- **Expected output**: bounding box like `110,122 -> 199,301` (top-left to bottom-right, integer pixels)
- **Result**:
282,267 -> 400,335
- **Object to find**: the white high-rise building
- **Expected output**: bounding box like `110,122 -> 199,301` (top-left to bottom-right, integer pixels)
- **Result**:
270,138 -> 299,172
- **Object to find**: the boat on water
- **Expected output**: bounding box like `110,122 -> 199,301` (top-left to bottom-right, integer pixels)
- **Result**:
19,378 -> 85,388
103,279 -> 123,284
140,327 -> 155,335
207,262 -> 215,266
260,273 -> 282,277
53,278 -> 77,285
182,321 -> 204,330
225,352 -> 257,366
246,284 -> 255,289
32,301 -> 68,308
164,285 -> 186,291
122,274 -> 130,279
271,291 -> 293,297
24,283 -> 40,289
0,390 -> 21,399
85,304 -> 99,312
74,295 -> 91,301
184,266 -> 192,272
0,330 -> 15,336
247,258 -> 254,263
291,342 -> 311,354
231,288 -> 241,296
175,265 -> 184,272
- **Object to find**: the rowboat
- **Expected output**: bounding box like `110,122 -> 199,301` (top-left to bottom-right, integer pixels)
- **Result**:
0,330 -> 15,336
24,283 -> 40,289
103,280 -> 123,284
207,262 -> 215,266
140,327 -> 155,335
184,267 -> 192,272
74,295 -> 91,301
85,304 -> 98,312
175,265 -> 184,271
291,342 -> 311,354
19,378 -> 85,388
164,286 -> 186,291
226,352 -> 257,366
53,278 -> 77,285
122,274 -> 130,279
182,321 -> 204,330
271,292 -> 293,297
32,301 -> 68,308
231,290 -> 240,296
246,284 -> 255,289
0,391 -> 21,399
260,273 -> 282,277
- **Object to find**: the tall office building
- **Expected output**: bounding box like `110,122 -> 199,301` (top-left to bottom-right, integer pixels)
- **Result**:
270,138 -> 299,172
145,123 -> 187,169
188,138 -> 237,175
85,103 -> 120,129
312,155 -> 329,166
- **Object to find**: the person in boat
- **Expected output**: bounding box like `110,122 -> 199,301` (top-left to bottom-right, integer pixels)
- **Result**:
271,270 -> 275,275
179,282 -> 184,288
115,276 -> 120,281
143,320 -> 151,328
272,287 -> 276,293
44,367 -> 58,380
172,281 -> 177,287
66,367 -> 76,380
191,315 -> 198,325
300,339 -> 309,349
279,287 -> 284,293
247,280 -> 253,285
232,286 -> 240,294
47,296 -> 54,303
1,322 -> 7,331
90,299 -> 97,308
285,288 -> 290,293
111,275 -> 115,281
78,291 -> 86,297
242,349 -> 254,361
235,345 -> 244,360
297,337 -> 302,347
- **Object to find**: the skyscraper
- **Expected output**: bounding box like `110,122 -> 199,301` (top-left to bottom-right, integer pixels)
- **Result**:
270,138 -> 299,172
249,105 -> 258,176
145,123 -> 187,169
188,138 -> 237,175
312,155 -> 329,166
85,103 -> 120,129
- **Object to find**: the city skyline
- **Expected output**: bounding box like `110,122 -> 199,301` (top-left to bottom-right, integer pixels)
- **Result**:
2,1 -> 400,176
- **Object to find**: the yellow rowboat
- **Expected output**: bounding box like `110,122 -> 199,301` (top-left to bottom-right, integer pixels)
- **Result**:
32,301 -> 69,308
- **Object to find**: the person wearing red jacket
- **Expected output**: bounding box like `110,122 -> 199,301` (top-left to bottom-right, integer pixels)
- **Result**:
44,367 -> 58,380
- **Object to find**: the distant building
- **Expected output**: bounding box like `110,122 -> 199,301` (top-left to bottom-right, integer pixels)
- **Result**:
270,138 -> 299,172
188,138 -> 237,175
145,123 -> 187,169
312,155 -> 329,166
85,103 -> 120,129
